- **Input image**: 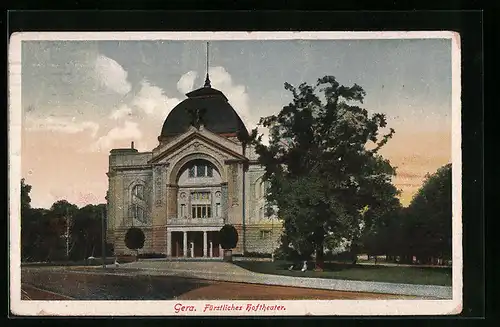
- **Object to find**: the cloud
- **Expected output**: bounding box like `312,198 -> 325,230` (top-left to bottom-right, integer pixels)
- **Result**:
94,55 -> 132,95
109,104 -> 133,120
177,71 -> 198,94
207,66 -> 253,130
91,121 -> 142,152
26,116 -> 100,138
131,80 -> 181,118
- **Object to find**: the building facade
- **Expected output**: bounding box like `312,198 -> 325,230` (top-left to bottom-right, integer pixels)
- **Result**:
106,78 -> 282,258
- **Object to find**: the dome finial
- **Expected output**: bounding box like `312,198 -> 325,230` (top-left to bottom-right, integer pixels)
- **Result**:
204,41 -> 211,88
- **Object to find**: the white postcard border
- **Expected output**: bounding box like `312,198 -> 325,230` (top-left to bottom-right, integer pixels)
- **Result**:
9,31 -> 462,316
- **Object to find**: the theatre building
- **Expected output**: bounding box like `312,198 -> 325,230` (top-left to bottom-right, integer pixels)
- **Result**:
106,74 -> 282,258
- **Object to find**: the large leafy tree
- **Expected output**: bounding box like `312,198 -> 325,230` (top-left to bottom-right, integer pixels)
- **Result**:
70,204 -> 108,260
250,76 -> 399,269
21,178 -> 32,213
404,163 -> 452,263
20,180 -> 111,262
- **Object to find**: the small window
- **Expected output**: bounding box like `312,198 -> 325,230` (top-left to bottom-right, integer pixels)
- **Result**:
215,203 -> 220,217
260,230 -> 272,240
192,207 -> 196,218
188,166 -> 195,178
180,204 -> 186,217
207,165 -> 213,177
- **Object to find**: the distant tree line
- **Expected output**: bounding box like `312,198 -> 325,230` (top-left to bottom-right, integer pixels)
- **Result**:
360,163 -> 452,265
20,179 -> 113,262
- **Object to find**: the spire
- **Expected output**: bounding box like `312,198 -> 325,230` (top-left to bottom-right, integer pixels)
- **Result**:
204,41 -> 211,88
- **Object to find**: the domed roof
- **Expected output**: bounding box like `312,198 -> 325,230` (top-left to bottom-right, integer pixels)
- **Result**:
160,85 -> 248,139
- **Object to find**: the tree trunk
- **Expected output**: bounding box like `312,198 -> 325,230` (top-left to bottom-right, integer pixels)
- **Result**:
314,243 -> 324,271
223,249 -> 233,262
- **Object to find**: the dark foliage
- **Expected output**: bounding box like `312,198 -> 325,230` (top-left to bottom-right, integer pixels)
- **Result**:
219,224 -> 238,250
124,227 -> 145,251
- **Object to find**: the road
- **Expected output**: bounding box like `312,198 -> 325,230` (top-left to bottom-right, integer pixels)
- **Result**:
21,268 -> 416,300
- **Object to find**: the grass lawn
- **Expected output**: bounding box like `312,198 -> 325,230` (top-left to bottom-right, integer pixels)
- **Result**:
233,260 -> 452,286
21,258 -> 118,267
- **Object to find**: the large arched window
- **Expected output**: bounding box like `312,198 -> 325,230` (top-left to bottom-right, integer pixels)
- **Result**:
132,184 -> 144,200
177,158 -> 223,220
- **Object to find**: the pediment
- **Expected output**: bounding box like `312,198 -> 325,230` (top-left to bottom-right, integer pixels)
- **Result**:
149,126 -> 247,164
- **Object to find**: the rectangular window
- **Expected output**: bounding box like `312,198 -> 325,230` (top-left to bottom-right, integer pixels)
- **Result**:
191,204 -> 212,218
260,230 -> 271,239
215,203 -> 220,217
191,192 -> 211,203
192,207 -> 196,218
207,165 -> 213,177
180,204 -> 186,217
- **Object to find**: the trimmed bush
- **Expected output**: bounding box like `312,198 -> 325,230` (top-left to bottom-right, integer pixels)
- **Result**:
219,224 -> 238,250
124,227 -> 145,252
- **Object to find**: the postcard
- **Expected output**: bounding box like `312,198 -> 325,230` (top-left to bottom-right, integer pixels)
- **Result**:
9,31 -> 462,316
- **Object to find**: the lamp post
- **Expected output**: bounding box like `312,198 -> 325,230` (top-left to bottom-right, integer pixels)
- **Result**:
101,206 -> 106,269
66,207 -> 70,260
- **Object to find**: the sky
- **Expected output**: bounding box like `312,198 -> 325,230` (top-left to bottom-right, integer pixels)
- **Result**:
19,38 -> 453,209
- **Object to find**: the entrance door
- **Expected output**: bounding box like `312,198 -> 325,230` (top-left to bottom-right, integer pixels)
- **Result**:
208,231 -> 220,258
171,232 -> 184,257
188,231 -> 204,257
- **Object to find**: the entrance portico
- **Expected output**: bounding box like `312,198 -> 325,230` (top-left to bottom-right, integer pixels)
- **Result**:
167,227 -> 223,258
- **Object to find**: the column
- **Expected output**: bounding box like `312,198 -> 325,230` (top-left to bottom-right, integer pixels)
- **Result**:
166,230 -> 172,257
219,244 -> 223,258
190,242 -> 194,258
183,231 -> 188,257
203,231 -> 208,257
209,241 -> 213,258
221,183 -> 228,223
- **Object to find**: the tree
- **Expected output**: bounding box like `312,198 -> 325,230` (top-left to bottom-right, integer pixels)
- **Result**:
70,204 -> 110,260
21,178 -> 32,212
404,163 -> 452,264
124,227 -> 145,258
250,76 -> 398,270
219,224 -> 238,262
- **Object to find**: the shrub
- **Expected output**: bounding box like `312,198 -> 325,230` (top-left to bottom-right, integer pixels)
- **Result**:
328,251 -> 357,263
243,251 -> 272,258
124,227 -> 145,251
219,224 -> 238,250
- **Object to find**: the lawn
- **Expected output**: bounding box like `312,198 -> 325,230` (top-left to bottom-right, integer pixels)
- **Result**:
233,260 -> 452,286
21,258 -> 118,267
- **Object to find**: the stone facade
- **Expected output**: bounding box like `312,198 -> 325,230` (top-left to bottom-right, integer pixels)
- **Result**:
107,125 -> 282,257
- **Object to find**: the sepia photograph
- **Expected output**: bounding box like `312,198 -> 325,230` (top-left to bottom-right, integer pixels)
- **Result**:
9,31 -> 461,316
